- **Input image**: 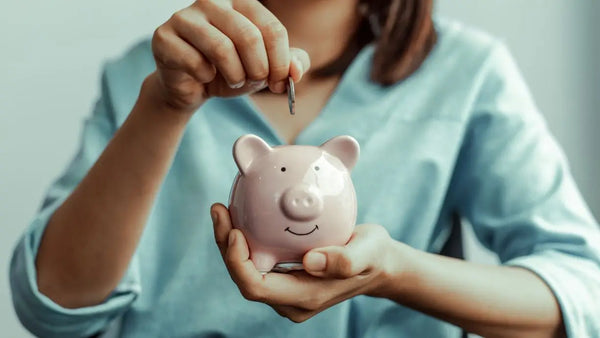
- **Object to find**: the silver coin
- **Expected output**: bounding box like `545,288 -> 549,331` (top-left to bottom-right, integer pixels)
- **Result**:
287,77 -> 295,115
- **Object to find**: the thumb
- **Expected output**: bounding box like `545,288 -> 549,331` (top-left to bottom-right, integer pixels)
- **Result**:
289,47 -> 311,83
303,244 -> 369,279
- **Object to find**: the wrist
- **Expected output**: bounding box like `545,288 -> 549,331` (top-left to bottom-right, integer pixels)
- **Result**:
367,238 -> 421,300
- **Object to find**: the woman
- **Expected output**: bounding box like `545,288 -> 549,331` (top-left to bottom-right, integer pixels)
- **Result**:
10,0 -> 600,337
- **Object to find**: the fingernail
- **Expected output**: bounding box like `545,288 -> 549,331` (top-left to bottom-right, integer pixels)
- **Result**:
229,80 -> 245,89
228,231 -> 236,246
305,252 -> 326,271
211,210 -> 218,224
248,79 -> 267,89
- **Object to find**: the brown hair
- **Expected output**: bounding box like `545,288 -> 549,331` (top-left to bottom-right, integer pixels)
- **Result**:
313,0 -> 437,85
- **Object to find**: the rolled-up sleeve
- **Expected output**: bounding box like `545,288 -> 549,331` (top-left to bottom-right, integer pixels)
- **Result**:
452,42 -> 600,336
9,67 -> 141,338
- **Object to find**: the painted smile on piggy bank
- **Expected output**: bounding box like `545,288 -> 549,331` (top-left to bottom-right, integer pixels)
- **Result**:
285,225 -> 319,236
228,134 -> 360,273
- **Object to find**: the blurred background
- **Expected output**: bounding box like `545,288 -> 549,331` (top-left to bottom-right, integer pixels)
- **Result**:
1,0 -> 598,336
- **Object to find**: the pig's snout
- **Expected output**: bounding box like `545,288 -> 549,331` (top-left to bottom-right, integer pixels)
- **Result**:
280,184 -> 324,221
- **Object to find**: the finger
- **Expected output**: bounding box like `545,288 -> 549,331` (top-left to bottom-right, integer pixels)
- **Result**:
257,270 -> 353,307
170,8 -> 246,88
265,272 -> 362,311
234,0 -> 290,93
225,229 -> 267,301
206,5 -> 269,83
271,305 -> 314,323
211,203 -> 232,258
152,25 -> 217,84
303,231 -> 373,279
289,47 -> 311,83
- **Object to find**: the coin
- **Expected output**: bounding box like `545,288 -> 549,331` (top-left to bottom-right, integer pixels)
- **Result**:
287,77 -> 295,115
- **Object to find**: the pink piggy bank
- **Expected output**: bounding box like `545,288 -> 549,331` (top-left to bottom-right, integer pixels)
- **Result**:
228,134 -> 360,273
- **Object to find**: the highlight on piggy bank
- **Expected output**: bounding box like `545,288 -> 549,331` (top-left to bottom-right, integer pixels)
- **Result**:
228,134 -> 360,273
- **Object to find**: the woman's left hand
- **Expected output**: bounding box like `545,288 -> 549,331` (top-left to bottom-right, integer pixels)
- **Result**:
210,203 -> 403,323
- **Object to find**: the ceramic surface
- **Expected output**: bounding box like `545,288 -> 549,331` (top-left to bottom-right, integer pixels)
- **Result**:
228,134 -> 360,272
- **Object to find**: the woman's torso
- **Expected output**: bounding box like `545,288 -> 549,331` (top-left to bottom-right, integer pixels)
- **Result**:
102,18 -> 497,338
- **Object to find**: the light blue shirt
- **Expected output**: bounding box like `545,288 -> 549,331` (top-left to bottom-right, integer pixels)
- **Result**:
10,19 -> 600,337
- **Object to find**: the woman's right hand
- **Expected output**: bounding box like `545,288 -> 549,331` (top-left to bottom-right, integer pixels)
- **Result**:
148,0 -> 311,114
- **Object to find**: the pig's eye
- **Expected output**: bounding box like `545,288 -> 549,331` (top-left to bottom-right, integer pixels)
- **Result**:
314,166 -> 320,171
281,167 -> 286,172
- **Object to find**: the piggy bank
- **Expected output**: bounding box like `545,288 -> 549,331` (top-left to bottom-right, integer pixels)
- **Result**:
228,134 -> 360,273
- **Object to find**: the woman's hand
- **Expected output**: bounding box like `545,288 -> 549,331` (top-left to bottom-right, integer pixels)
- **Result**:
148,0 -> 310,114
211,202 -> 565,337
210,203 -> 402,322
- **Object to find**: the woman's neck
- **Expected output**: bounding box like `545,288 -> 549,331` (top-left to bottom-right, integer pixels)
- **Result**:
263,0 -> 361,72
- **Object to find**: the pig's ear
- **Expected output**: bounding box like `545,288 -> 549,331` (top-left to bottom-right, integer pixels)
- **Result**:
319,135 -> 360,171
233,134 -> 272,175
